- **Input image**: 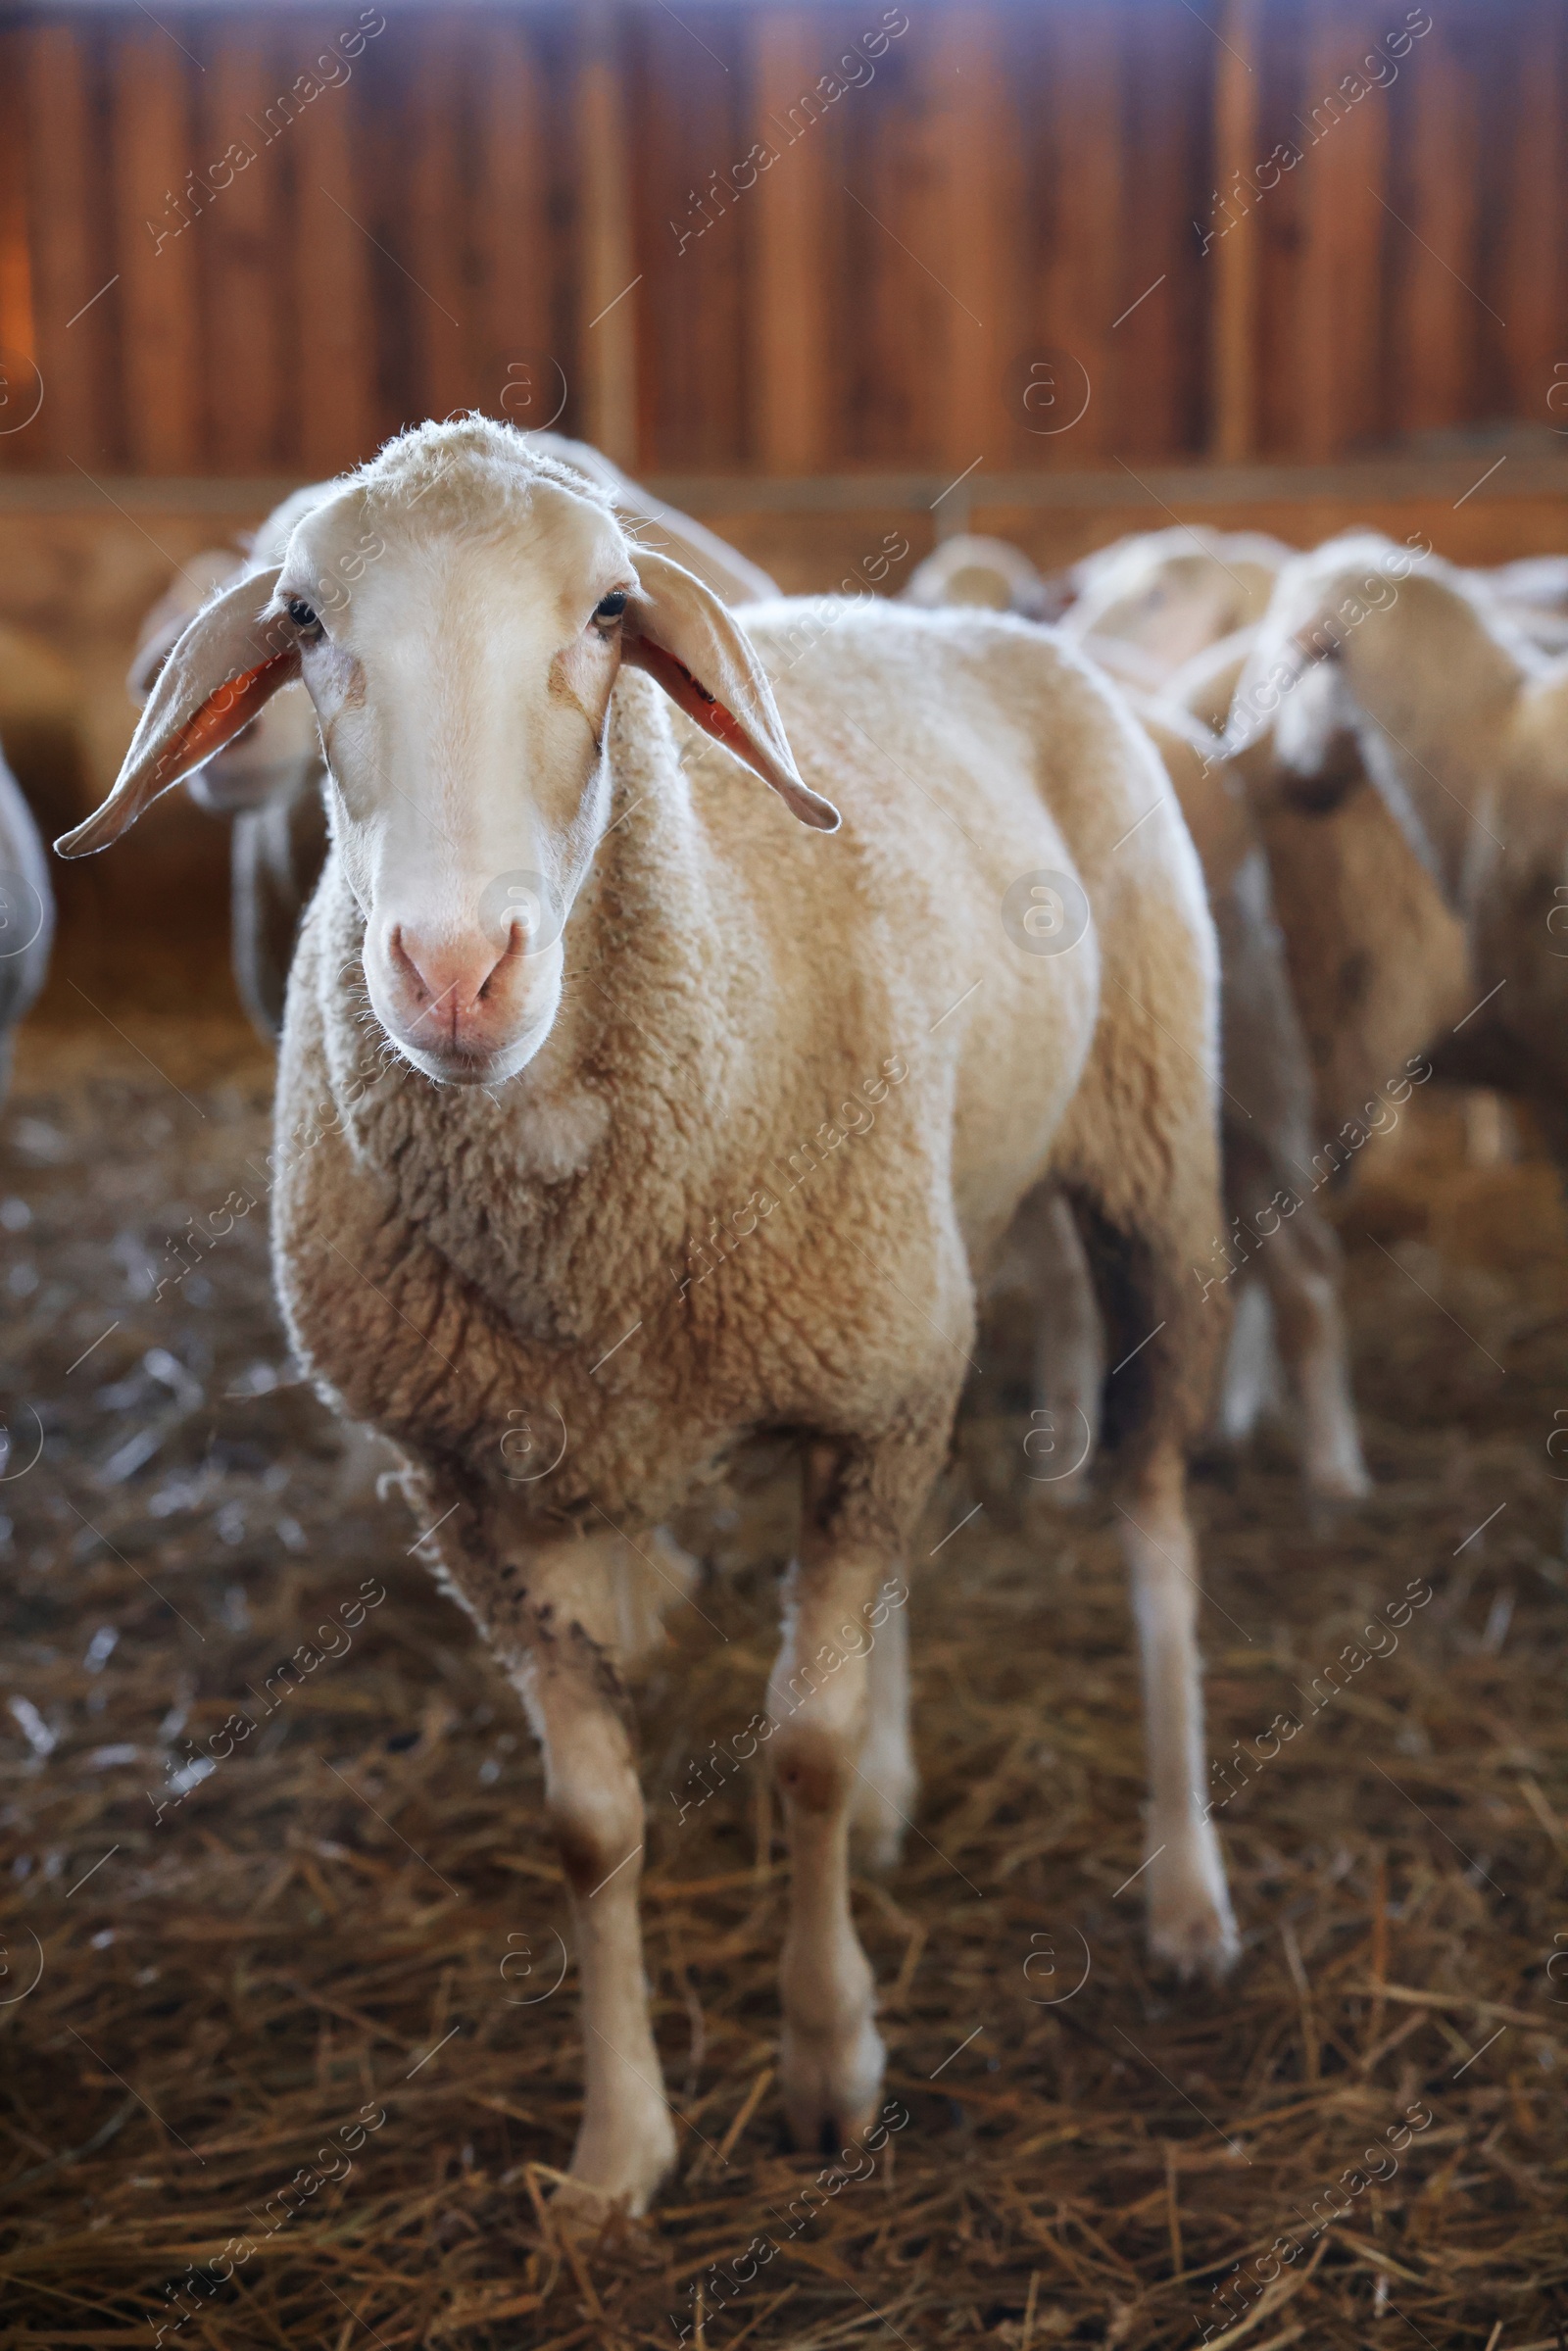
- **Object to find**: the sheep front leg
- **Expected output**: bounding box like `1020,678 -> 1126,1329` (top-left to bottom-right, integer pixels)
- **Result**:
501,1590 -> 675,2215
767,1487 -> 890,2152
1117,1439 -> 1238,1979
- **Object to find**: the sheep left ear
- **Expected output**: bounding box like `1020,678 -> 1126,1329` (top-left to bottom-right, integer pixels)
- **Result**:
622,548 -> 840,832
57,565 -> 298,857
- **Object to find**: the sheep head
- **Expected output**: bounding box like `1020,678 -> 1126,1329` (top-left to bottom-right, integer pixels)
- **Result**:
60,419 -> 838,1088
1062,527 -> 1290,684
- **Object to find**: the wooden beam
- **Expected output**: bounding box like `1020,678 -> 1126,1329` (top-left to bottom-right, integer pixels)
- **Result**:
924,6 -> 1004,475
1208,0 -> 1262,461
576,2 -> 638,468
749,13 -> 831,472
406,18 -> 471,422
0,24 -> 39,469
1292,6 -> 1392,461
294,61 -> 376,474
23,25 -> 100,467
202,36 -> 282,472
113,28 -> 202,471
474,15 -> 554,428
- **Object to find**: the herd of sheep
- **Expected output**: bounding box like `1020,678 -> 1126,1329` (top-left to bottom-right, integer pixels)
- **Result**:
7,419 -> 1567,2213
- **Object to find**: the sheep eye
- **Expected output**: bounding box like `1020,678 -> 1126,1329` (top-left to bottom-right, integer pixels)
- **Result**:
593,590 -> 628,623
286,596 -> 321,635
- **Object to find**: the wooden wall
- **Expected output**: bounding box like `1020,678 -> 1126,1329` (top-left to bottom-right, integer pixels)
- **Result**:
0,0 -> 1562,480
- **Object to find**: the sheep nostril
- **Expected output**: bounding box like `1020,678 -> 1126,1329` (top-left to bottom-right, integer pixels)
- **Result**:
389,925 -> 430,1004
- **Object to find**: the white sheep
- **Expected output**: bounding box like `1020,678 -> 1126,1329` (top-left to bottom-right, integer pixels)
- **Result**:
0,752 -> 53,1104
1232,531 -> 1568,1150
127,441 -> 780,1039
904,549 -> 1370,1502
1059,525 -> 1295,689
900,531 -> 1066,621
65,416 -> 1238,2215
1171,622 -> 1473,1147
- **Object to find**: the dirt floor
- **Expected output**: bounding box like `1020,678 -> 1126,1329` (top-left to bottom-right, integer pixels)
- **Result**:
1,1010 -> 1566,2350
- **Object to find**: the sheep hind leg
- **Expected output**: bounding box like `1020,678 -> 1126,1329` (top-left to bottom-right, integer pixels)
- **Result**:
847,1590 -> 916,1872
769,1448 -> 900,2152
1257,1206 -> 1371,1508
1116,1437 -> 1238,1979
1028,1187 -> 1103,1506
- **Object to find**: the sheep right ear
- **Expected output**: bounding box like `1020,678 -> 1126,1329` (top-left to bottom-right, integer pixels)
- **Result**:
59,566 -> 297,857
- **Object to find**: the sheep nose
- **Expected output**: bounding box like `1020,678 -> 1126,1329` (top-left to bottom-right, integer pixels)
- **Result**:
389,922 -> 520,1026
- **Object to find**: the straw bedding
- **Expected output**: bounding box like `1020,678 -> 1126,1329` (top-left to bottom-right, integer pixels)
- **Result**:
1,1019 -> 1564,2349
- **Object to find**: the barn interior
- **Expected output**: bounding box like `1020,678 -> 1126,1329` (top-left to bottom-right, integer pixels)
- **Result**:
1,2 -> 1567,2344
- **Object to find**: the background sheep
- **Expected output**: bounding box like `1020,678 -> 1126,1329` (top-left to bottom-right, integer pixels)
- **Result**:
904,545 -> 1370,1503
1234,531 -> 1568,1159
0,751 -> 53,1105
1172,624 -> 1473,1144
63,416 -> 1240,2215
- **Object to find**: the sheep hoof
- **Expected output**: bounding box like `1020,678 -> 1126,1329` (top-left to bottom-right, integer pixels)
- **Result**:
1147,1837 -> 1240,1983
554,2109 -> 678,2220
1304,1460 -> 1373,1513
848,1767 -> 918,1873
780,2016 -> 885,2157
851,1821 -> 906,1873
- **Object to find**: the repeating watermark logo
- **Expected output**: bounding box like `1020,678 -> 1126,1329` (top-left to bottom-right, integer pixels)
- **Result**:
500,353 -> 568,433
0,872 -> 50,961
1002,869 -> 1091,957
1014,348 -> 1091,437
1022,1927 -> 1092,2005
478,869 -> 565,958
497,1402 -> 568,1486
1022,1405 -> 1094,1485
499,1928 -> 569,2005
0,351 -> 44,437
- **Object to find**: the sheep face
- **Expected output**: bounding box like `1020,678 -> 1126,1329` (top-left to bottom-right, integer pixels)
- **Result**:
275,480 -> 633,1086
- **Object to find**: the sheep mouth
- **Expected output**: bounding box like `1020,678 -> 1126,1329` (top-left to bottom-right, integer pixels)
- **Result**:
383,1021 -> 547,1091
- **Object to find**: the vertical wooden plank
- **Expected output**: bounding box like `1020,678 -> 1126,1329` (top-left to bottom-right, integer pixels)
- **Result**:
0,25 -> 42,469
112,26 -> 203,470
846,15 -> 937,465
1388,8 -> 1482,437
628,4 -> 748,470
1209,0 -> 1262,459
1498,0 -> 1560,423
1116,0 -> 1213,461
24,24 -> 108,466
294,30 -> 378,474
919,6 -> 1006,472
1036,5 -> 1123,465
1287,3 -> 1392,459
750,10 -> 832,470
404,13 -> 472,421
201,34 -> 284,471
576,0 -> 638,467
472,16 -> 554,427
1504,0 -> 1568,427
